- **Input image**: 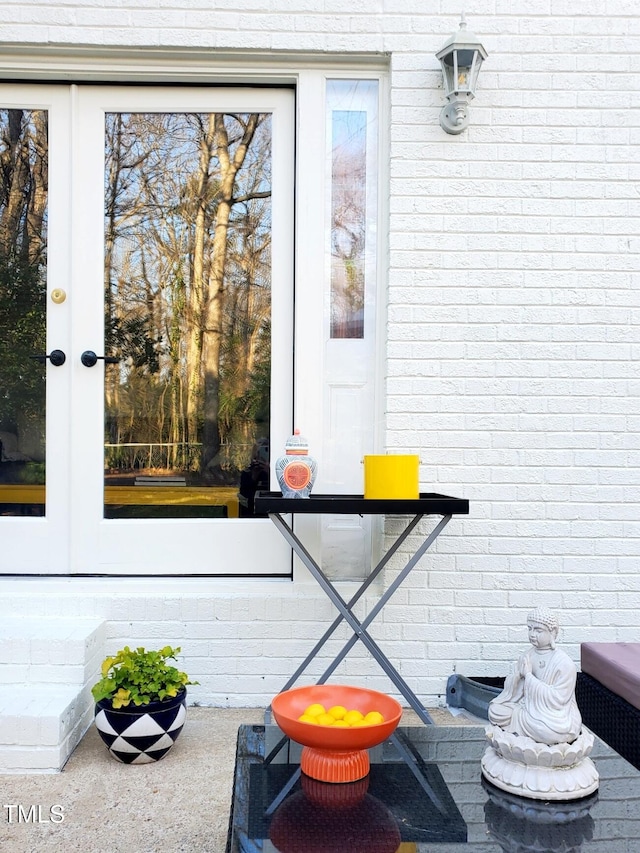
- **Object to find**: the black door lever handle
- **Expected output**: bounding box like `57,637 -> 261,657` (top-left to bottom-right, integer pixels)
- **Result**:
81,350 -> 120,367
30,349 -> 66,366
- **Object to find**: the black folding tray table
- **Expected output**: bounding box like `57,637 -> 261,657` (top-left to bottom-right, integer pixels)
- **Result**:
254,492 -> 469,725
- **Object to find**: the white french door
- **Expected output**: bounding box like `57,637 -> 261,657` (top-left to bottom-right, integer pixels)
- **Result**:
0,86 -> 72,573
0,84 -> 294,575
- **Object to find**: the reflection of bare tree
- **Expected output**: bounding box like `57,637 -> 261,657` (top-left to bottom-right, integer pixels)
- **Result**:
104,113 -> 152,445
196,112 -> 270,478
104,111 -> 272,482
0,109 -> 48,468
330,110 -> 366,339
0,109 -> 48,264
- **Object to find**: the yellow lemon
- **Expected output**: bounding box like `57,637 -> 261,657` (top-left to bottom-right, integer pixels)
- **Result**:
304,703 -> 326,718
343,709 -> 364,726
316,713 -> 336,726
298,713 -> 318,724
327,705 -> 347,721
350,719 -> 370,727
364,711 -> 385,725
331,719 -> 349,727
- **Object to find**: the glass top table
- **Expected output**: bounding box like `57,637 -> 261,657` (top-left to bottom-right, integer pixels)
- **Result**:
227,723 -> 640,852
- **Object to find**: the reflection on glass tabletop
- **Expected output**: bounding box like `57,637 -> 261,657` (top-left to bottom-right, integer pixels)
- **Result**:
227,724 -> 640,852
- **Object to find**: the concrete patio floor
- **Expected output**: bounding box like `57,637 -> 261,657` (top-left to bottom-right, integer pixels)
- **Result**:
0,705 -> 474,853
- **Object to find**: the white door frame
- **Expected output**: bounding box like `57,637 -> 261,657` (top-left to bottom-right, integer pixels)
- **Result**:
70,85 -> 295,575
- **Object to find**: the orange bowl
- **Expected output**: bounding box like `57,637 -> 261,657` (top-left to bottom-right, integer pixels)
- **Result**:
271,684 -> 402,751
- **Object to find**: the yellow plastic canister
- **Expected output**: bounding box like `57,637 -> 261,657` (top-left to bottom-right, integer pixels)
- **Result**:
363,455 -> 420,500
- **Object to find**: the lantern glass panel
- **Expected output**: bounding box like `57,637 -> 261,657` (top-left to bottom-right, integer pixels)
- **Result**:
441,62 -> 456,96
442,48 -> 476,68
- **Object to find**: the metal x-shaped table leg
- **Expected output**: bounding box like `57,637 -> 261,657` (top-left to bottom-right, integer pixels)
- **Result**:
268,512 -> 452,725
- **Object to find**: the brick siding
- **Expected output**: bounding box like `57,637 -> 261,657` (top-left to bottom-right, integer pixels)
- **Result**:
0,0 -> 638,706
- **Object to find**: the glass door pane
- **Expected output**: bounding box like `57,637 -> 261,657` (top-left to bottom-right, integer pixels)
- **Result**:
103,111 -> 274,521
0,107 -> 48,517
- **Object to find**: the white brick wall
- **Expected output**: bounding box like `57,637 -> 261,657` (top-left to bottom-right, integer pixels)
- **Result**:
0,1 -> 638,706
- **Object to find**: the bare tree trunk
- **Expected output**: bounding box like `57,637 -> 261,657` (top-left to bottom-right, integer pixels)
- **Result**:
186,115 -> 216,448
200,113 -> 261,478
0,110 -> 30,255
0,109 -> 48,264
104,115 -> 125,444
27,111 -> 48,266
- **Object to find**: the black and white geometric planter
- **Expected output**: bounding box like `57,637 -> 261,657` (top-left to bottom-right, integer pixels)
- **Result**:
94,688 -> 188,764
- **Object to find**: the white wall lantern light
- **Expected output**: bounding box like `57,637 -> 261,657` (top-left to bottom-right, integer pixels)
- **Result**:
436,14 -> 488,135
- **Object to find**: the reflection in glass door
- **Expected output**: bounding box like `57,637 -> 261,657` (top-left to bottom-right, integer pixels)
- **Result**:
103,111 -> 274,522
71,86 -> 292,576
0,107 -> 48,517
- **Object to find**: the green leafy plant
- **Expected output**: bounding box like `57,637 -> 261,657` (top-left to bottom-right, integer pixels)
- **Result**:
18,462 -> 46,484
91,645 -> 196,709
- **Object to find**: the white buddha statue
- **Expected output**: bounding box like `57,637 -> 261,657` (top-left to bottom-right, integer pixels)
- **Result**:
482,608 -> 599,800
488,607 -> 582,745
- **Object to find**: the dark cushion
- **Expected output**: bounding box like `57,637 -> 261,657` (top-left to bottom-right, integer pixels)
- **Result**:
581,642 -> 640,712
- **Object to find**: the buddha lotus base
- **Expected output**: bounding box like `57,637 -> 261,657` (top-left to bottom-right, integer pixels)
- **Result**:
481,725 -> 599,801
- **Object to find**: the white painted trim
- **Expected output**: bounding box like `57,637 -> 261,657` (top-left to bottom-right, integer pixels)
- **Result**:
0,45 -> 389,84
374,72 -> 391,454
291,71 -> 390,580
0,574 -> 373,596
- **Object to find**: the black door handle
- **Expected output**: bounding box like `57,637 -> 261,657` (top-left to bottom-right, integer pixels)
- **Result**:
81,350 -> 120,367
30,349 -> 66,367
